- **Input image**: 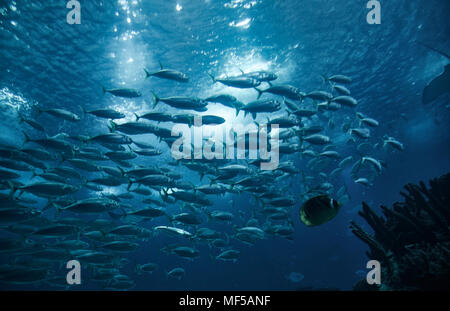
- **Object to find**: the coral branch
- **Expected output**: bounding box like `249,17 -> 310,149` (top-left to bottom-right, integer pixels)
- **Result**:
351,172 -> 450,291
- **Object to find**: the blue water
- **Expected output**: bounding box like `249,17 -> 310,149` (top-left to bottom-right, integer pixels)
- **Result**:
0,0 -> 449,290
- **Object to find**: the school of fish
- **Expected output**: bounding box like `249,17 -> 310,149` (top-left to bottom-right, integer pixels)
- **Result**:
0,64 -> 405,289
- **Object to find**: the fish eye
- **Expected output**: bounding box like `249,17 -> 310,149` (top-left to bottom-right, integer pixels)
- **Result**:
25,239 -> 35,245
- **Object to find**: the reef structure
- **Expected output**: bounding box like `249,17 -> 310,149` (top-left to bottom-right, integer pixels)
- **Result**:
350,173 -> 450,290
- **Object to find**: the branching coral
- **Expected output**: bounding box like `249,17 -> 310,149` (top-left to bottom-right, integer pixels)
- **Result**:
350,173 -> 450,290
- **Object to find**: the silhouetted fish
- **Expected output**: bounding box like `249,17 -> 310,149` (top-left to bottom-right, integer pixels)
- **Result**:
420,43 -> 450,104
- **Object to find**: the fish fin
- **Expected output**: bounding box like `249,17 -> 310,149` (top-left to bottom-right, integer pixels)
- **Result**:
239,68 -> 245,75
101,85 -> 107,94
251,112 -> 256,120
267,81 -> 273,87
158,61 -> 163,70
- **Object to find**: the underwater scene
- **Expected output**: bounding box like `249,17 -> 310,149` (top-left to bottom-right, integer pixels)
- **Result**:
0,0 -> 449,291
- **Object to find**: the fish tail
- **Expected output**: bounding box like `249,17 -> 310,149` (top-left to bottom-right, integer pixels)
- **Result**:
108,120 -> 116,132
134,112 -> 140,121
352,159 -> 363,178
165,214 -> 173,225
76,226 -> 82,244
79,105 -> 87,118
22,131 -> 31,145
234,105 -> 241,117
311,100 -> 318,111
204,209 -> 212,222
35,105 -> 43,116
117,166 -> 126,177
207,73 -> 216,83
135,264 -> 142,275
143,68 -> 152,79
80,178 -> 88,190
54,206 -> 63,219
120,207 -> 128,220
7,181 -> 17,198
255,87 -> 263,99
160,188 -> 168,201
151,91 -> 160,108
294,128 -> 303,145
59,152 -> 68,164
188,117 -> 194,127
299,93 -> 306,102
106,211 -> 120,221
253,195 -> 263,208
320,74 -> 334,89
